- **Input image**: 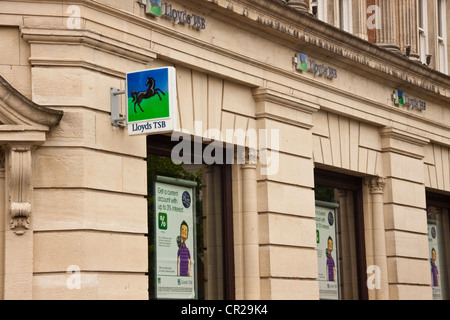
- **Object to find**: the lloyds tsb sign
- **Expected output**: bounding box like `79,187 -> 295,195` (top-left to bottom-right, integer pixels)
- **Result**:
295,53 -> 338,80
146,0 -> 206,30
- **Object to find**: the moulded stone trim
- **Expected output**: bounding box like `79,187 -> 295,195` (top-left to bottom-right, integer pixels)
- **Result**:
0,75 -> 63,130
214,0 -> 450,96
0,76 -> 63,237
380,127 -> 430,160
20,27 -> 157,66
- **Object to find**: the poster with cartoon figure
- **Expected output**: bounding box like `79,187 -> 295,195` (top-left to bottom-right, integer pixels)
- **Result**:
315,204 -> 339,300
428,222 -> 442,300
155,177 -> 197,299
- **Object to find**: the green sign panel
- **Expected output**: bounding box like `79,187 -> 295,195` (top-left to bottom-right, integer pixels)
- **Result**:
126,67 -> 177,136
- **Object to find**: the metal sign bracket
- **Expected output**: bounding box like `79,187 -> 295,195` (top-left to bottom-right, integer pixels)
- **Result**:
110,87 -> 126,127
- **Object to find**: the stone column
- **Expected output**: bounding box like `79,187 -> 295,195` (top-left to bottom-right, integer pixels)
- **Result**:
3,144 -> 34,300
354,0 -> 368,40
287,0 -> 309,12
397,0 -> 420,60
241,150 -> 261,300
375,0 -> 401,52
368,176 -> 389,300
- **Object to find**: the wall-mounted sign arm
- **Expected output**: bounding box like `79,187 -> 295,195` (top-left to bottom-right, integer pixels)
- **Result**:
110,87 -> 126,127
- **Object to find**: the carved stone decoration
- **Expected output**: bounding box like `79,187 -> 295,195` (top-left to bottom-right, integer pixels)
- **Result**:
374,0 -> 401,53
236,147 -> 259,166
6,145 -> 33,235
10,202 -> 32,234
368,176 -> 387,194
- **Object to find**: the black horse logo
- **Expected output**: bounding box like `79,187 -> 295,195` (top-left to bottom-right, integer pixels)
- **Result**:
130,77 -> 165,113
149,0 -> 161,8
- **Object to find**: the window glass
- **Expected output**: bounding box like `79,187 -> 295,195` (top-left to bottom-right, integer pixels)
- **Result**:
146,136 -> 233,300
418,0 -> 424,29
314,170 -> 365,300
438,0 -> 443,37
427,204 -> 450,300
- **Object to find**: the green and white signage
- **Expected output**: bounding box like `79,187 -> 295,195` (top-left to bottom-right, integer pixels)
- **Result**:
154,176 -> 197,300
126,67 -> 177,136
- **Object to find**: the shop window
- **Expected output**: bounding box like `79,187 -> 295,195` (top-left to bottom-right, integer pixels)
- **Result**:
314,169 -> 367,300
146,135 -> 235,300
426,192 -> 450,300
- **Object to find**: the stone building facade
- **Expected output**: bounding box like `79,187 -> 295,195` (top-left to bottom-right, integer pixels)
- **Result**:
0,0 -> 449,300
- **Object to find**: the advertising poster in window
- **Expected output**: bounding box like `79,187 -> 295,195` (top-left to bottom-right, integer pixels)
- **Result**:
154,177 -> 197,300
428,221 -> 442,300
315,204 -> 339,300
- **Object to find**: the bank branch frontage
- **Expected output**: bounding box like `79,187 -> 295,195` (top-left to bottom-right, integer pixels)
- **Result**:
0,0 -> 449,301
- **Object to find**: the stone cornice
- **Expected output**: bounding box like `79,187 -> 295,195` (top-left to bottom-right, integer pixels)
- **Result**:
380,127 -> 430,159
203,0 -> 450,100
252,87 -> 319,129
29,0 -> 448,102
252,87 -> 319,113
0,75 -> 63,131
21,27 -> 157,76
52,0 -> 448,100
380,127 -> 431,147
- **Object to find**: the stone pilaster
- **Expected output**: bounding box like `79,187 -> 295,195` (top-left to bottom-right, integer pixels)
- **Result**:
241,150 -> 261,300
3,144 -> 34,300
252,87 -> 318,299
380,127 -> 431,299
367,176 -> 389,300
375,0 -> 401,53
397,0 -> 420,60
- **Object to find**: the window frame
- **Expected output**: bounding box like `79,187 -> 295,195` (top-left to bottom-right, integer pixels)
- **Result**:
314,168 -> 368,300
436,0 -> 448,74
314,168 -> 369,300
418,0 -> 430,65
146,134 -> 236,300
311,0 -> 328,22
426,191 -> 450,300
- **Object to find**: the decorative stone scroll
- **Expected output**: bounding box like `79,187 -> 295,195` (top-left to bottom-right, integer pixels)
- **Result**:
6,145 -> 33,235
